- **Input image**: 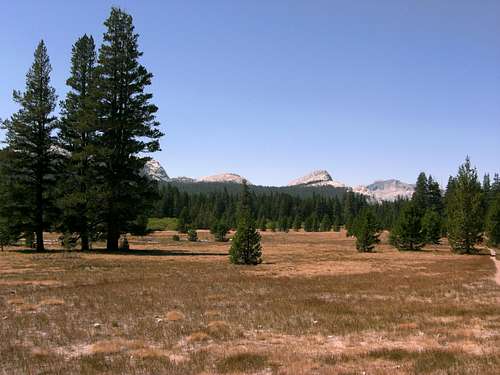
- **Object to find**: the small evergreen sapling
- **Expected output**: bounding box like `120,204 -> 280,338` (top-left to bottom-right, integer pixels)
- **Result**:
292,215 -> 302,231
353,209 -> 380,252
211,219 -> 229,242
259,218 -> 267,232
176,207 -> 190,233
229,181 -> 262,265
187,228 -> 198,242
269,221 -> 276,232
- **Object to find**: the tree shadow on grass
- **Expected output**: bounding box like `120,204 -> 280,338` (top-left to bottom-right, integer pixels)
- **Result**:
12,248 -> 228,257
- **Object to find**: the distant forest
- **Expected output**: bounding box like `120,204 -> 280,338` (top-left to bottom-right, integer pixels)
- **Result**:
154,179 -> 416,232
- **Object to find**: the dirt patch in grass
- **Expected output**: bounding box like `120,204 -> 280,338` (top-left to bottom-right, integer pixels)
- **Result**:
165,310 -> 185,321
84,339 -> 147,355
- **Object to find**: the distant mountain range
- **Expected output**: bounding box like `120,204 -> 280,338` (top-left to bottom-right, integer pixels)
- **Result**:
143,160 -> 414,201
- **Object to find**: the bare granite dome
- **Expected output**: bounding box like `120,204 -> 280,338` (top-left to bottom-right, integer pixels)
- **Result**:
352,179 -> 414,202
198,173 -> 250,184
143,159 -> 169,182
288,170 -> 345,188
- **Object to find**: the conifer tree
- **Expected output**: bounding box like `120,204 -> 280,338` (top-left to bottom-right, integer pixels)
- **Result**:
96,8 -> 163,250
421,209 -> 441,244
486,194 -> 500,247
187,228 -> 198,242
312,214 -> 320,232
176,207 -> 190,233
332,218 -> 341,232
427,176 -> 444,214
390,202 -> 425,251
446,158 -> 483,253
292,215 -> 302,231
210,219 -> 229,242
354,209 -> 380,252
1,41 -> 59,251
229,181 -> 262,265
269,220 -> 276,232
259,218 -> 267,232
58,35 -> 99,250
319,215 -> 332,232
412,172 -> 429,213
304,215 -> 314,232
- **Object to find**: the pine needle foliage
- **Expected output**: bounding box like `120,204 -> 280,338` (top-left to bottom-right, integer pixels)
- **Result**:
229,181 -> 262,265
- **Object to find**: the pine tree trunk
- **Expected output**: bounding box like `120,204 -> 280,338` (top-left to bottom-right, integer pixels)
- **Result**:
106,226 -> 119,251
81,229 -> 89,251
35,184 -> 45,252
35,228 -> 44,252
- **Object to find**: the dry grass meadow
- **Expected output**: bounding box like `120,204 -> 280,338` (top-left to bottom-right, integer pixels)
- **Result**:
0,230 -> 499,374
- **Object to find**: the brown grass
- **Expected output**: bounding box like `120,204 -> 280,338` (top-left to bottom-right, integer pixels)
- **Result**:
0,230 -> 498,374
165,310 -> 185,321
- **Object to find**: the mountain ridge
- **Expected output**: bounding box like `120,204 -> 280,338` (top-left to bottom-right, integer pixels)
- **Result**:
143,159 -> 414,201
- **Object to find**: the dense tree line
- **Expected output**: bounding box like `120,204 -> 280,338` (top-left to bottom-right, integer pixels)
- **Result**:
0,8 -> 162,251
153,184 -> 376,233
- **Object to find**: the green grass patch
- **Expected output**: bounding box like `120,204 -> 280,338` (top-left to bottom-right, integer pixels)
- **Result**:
147,217 -> 178,232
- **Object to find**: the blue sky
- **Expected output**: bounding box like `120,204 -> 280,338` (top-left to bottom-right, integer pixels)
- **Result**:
0,0 -> 499,187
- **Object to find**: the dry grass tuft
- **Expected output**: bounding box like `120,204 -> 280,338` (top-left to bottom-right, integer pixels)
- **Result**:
130,347 -> 170,358
31,347 -> 53,358
165,310 -> 185,321
204,309 -> 222,319
87,339 -> 146,355
187,331 -> 210,343
207,320 -> 232,339
215,352 -> 269,373
6,298 -> 25,305
38,298 -> 65,306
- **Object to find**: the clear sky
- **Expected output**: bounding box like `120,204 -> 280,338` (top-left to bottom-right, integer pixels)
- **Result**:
0,0 -> 499,187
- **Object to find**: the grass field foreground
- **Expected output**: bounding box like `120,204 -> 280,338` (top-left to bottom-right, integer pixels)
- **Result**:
0,230 -> 499,374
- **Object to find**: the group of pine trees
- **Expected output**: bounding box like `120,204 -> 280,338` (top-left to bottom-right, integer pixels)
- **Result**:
0,8 -> 162,251
387,158 -> 500,253
390,172 -> 444,251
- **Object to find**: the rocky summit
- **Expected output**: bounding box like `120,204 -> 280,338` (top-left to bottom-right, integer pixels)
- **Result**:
287,170 -> 346,188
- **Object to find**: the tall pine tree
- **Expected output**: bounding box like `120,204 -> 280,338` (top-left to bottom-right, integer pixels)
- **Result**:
446,157 -> 483,253
96,8 -> 163,250
1,41 -> 59,251
486,194 -> 500,248
58,35 -> 100,250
